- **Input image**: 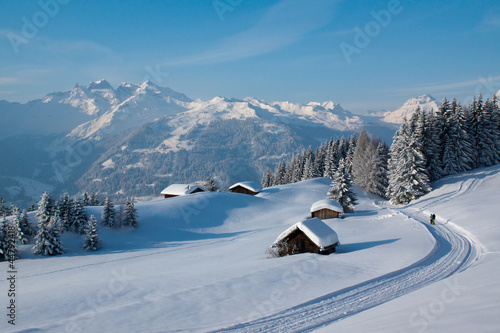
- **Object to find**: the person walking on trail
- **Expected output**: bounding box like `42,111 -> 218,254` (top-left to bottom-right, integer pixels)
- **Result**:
430,213 -> 436,225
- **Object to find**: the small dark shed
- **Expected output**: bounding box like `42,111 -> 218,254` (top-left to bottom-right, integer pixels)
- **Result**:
310,199 -> 343,219
272,218 -> 340,256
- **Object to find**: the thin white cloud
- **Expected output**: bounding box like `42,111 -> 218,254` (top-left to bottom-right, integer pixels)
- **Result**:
389,75 -> 500,96
164,0 -> 340,66
477,12 -> 500,31
0,77 -> 18,85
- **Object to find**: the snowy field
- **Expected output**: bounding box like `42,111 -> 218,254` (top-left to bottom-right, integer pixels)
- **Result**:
2,167 -> 498,332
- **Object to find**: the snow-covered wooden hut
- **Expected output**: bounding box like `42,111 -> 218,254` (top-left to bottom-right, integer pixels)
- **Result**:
161,184 -> 205,198
272,218 -> 340,256
310,199 -> 343,219
228,181 -> 262,196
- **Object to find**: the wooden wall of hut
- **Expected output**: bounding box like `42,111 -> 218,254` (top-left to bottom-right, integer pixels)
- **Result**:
311,208 -> 339,219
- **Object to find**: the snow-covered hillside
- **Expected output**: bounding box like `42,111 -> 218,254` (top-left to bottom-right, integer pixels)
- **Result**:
0,175 -> 467,333
318,165 -> 500,332
2,166 -> 498,332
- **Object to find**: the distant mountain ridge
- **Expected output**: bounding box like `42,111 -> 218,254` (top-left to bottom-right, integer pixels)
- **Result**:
368,94 -> 439,124
0,80 -> 397,206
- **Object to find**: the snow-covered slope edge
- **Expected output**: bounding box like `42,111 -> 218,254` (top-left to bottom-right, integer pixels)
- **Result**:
317,165 -> 500,333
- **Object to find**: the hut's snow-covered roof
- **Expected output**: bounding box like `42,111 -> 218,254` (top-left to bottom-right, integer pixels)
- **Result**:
310,199 -> 343,214
229,181 -> 262,193
161,184 -> 205,196
274,218 -> 339,250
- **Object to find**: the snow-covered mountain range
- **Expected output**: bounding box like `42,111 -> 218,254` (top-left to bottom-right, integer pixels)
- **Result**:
368,94 -> 439,124
0,80 -> 407,205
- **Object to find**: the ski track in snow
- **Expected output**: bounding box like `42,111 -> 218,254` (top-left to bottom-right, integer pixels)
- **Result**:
213,179 -> 484,333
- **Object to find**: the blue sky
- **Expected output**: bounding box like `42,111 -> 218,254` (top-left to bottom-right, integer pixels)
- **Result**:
0,0 -> 499,113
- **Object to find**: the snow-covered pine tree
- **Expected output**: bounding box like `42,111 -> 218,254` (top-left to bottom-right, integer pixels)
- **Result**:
57,193 -> 72,232
12,206 -> 29,244
323,139 -> 339,179
101,195 -> 116,228
33,215 -> 64,256
371,141 -> 389,198
83,192 -> 90,206
291,154 -> 303,183
442,100 -> 474,174
71,197 -> 88,234
90,192 -> 100,206
122,199 -> 139,228
352,130 -> 372,190
20,209 -> 35,238
284,155 -> 296,184
467,96 -> 481,168
273,161 -> 287,185
82,215 -> 101,251
0,196 -> 7,217
425,110 -> 444,181
36,192 -> 55,227
387,119 -> 431,204
490,95 -> 500,163
345,135 -> 357,175
329,158 -> 357,213
261,169 -> 274,188
477,97 -> 499,166
313,145 -> 325,178
0,217 -> 7,260
301,155 -> 315,180
204,177 -> 219,192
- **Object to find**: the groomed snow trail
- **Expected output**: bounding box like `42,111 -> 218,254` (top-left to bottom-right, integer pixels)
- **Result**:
214,205 -> 481,333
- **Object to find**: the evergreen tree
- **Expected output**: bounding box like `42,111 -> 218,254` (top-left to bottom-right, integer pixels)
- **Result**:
345,135 -> 357,175
0,218 -> 7,260
57,193 -> 73,232
329,158 -> 357,213
261,169 -> 274,188
371,141 -> 389,198
387,120 -> 431,204
12,206 -> 29,244
33,215 -> 64,256
71,198 -> 88,233
101,195 -> 116,227
273,161 -> 287,185
352,130 -> 372,190
83,192 -> 90,206
491,95 -> 500,163
0,196 -> 7,217
302,155 -> 315,180
122,199 -> 139,228
20,210 -> 35,238
284,156 -> 295,184
292,154 -> 304,183
477,97 -> 499,166
425,111 -> 444,181
90,192 -> 101,206
467,96 -> 482,168
313,145 -> 325,178
82,215 -> 101,251
442,100 -> 474,174
36,192 -> 55,227
204,177 -> 219,192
